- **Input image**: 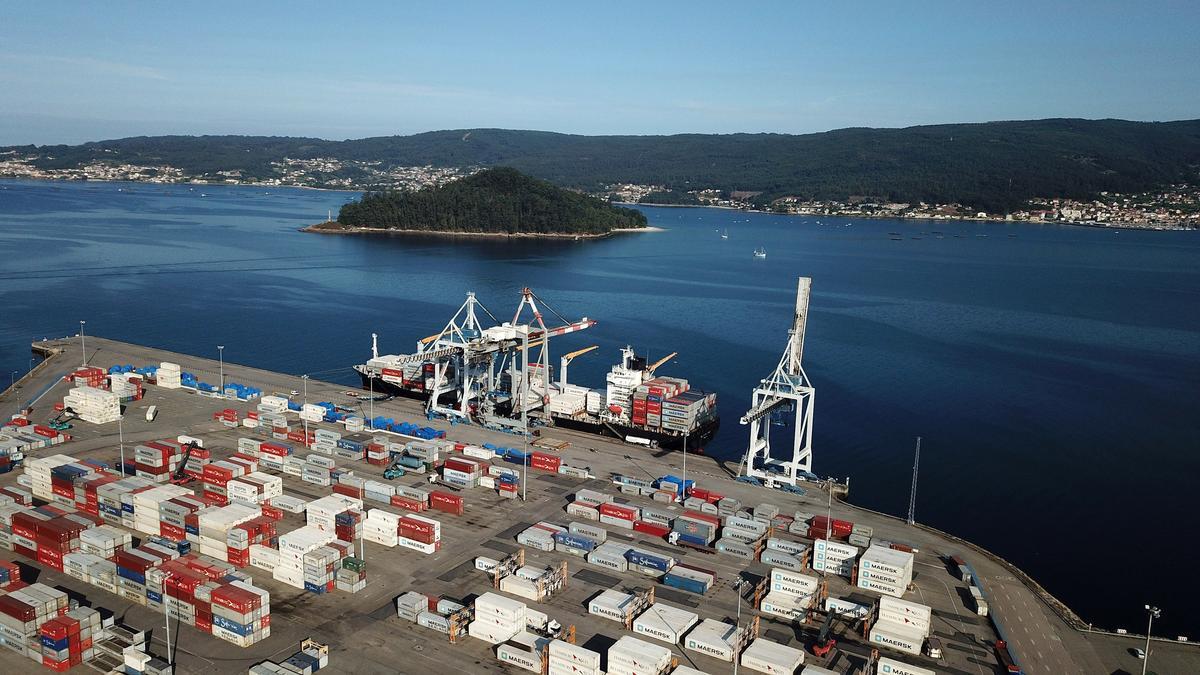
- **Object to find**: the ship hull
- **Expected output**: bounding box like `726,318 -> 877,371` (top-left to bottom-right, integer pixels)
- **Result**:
357,367 -> 720,452
357,370 -> 458,404
550,414 -> 719,452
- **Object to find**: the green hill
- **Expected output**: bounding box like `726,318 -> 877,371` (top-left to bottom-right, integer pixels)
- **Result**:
8,118 -> 1200,211
332,167 -> 647,235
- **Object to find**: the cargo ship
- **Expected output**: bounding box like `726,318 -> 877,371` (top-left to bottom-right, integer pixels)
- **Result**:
540,347 -> 719,452
355,341 -> 717,452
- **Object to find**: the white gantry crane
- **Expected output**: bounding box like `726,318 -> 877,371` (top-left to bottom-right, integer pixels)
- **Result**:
425,292 -> 499,421
739,277 -> 816,485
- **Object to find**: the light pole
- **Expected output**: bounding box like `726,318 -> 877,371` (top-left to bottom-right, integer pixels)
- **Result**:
118,415 -> 126,474
521,327 -> 529,502
217,346 -> 225,393
79,320 -> 86,367
162,571 -> 175,666
681,429 -> 688,502
28,358 -> 34,373
733,578 -> 745,675
1142,605 -> 1161,675
9,371 -> 15,389
301,375 -> 309,440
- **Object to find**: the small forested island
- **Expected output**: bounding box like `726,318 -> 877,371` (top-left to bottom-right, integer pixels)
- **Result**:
308,167 -> 647,237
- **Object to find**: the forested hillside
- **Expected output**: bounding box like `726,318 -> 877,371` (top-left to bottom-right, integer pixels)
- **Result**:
334,167 -> 646,235
8,118 -> 1200,212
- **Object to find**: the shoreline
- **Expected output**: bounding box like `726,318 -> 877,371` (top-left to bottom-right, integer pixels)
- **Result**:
299,222 -> 664,239
627,201 -> 1197,231
4,176 -> 1192,231
0,175 -> 363,194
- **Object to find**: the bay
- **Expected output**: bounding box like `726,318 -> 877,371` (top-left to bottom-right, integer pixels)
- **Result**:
1,178 -> 1197,635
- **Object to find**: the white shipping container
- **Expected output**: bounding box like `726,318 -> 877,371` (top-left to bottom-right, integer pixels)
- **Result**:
857,575 -> 909,598
760,593 -> 810,622
770,568 -> 818,593
740,638 -> 805,674
765,537 -> 808,557
497,643 -> 542,673
684,619 -> 737,662
633,603 -> 698,644
876,656 -> 936,675
548,639 -> 601,670
825,597 -> 871,619
588,590 -> 635,623
870,624 -> 925,655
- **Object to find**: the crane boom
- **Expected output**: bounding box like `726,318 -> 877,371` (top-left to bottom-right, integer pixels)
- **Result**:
559,345 -> 598,386
646,351 -> 678,375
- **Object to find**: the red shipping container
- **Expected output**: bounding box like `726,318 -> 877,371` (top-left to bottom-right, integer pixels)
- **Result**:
811,515 -> 853,534
211,585 -> 260,613
680,509 -> 720,526
399,527 -> 436,545
390,495 -> 425,512
530,452 -> 561,472
444,458 -> 476,474
399,516 -> 436,538
633,520 -> 670,537
332,483 -> 362,499
598,503 -> 636,521
429,491 -> 464,516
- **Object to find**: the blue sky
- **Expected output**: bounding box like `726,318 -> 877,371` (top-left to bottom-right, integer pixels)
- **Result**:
2,1 -> 1197,144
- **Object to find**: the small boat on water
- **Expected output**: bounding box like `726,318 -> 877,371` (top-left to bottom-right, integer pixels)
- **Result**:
753,247 -> 767,258
721,228 -> 729,239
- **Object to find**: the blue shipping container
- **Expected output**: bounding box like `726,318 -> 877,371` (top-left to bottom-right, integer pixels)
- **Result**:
116,567 -> 146,585
662,572 -> 708,595
553,532 -> 598,552
624,550 -> 671,572
212,614 -> 254,636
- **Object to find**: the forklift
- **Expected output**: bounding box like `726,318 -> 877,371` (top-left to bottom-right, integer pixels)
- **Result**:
168,443 -> 198,485
811,610 -> 838,658
47,407 -> 76,431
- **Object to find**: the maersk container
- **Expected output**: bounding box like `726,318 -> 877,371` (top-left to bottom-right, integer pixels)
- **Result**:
662,572 -> 708,595
869,624 -> 924,655
587,551 -> 628,573
765,537 -> 808,558
568,522 -> 607,543
417,610 -> 450,633
875,656 -> 936,675
760,549 -> 804,572
396,456 -> 423,469
715,538 -> 754,560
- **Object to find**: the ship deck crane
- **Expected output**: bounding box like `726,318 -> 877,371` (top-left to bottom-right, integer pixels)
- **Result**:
739,277 -> 816,486
559,345 -> 598,386
645,351 -> 677,376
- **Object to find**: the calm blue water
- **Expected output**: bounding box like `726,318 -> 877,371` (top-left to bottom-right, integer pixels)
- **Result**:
2,179 -> 1198,635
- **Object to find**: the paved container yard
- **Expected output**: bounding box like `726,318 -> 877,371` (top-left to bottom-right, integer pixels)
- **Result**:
0,336 -> 1195,674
